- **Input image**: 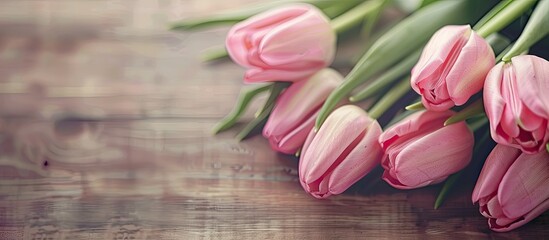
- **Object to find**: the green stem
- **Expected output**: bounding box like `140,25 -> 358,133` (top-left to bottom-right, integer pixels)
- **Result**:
546,143 -> 549,154
444,99 -> 484,126
212,84 -> 271,134
350,49 -> 421,102
468,116 -> 489,132
502,0 -> 549,61
331,0 -> 387,33
473,0 -> 514,31
255,82 -> 290,117
368,77 -> 411,119
476,0 -> 537,38
235,102 -> 273,141
360,0 -> 389,39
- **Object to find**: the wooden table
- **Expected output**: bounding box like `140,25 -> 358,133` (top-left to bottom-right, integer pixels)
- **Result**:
0,1 -> 547,239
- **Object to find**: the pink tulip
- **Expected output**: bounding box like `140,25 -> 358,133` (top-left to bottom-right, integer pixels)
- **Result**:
299,105 -> 383,199
263,69 -> 343,154
379,110 -> 474,189
484,55 -> 549,154
472,144 -> 549,232
411,25 -> 495,111
226,4 -> 336,83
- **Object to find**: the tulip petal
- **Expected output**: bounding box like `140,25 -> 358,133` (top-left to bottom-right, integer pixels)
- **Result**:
328,120 -> 382,194
515,55 -> 549,119
472,144 -> 520,203
260,7 -> 335,66
300,105 -> 369,184
446,30 -> 494,105
484,63 -> 510,144
390,121 -> 473,189
498,150 -> 549,219
489,199 -> 549,232
226,5 -> 310,68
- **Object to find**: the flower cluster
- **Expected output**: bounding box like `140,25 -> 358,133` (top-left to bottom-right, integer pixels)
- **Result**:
174,0 -> 549,232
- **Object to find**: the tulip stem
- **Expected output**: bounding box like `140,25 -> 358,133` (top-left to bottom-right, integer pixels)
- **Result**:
546,143 -> 549,154
502,0 -> 549,62
476,0 -> 537,38
330,0 -> 387,33
468,116 -> 489,132
350,49 -> 421,102
212,84 -> 271,134
434,172 -> 462,209
255,82 -> 291,117
472,0 -> 514,31
368,77 -> 411,119
444,99 -> 484,126
235,101 -> 273,141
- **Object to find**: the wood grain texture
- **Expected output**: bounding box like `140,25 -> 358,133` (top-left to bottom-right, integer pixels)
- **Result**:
0,1 -> 547,239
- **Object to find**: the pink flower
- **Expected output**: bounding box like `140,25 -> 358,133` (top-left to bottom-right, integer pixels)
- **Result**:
263,69 -> 343,154
411,25 -> 495,111
472,144 -> 549,232
379,110 -> 474,189
299,105 -> 383,199
484,55 -> 549,154
225,4 -> 336,83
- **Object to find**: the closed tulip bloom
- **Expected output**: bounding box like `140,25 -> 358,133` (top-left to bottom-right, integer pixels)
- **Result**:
484,55 -> 549,154
411,25 -> 495,111
379,110 -> 474,189
472,144 -> 549,232
226,4 -> 336,83
263,69 -> 343,154
299,105 -> 383,199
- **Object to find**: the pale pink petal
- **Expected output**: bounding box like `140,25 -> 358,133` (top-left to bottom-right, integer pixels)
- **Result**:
472,144 -> 520,203
515,55 -> 549,119
489,199 -> 549,232
411,25 -> 471,86
498,150 -> 549,218
268,110 -> 316,154
446,30 -> 495,105
484,63 -> 509,144
263,69 -> 342,138
260,7 -> 335,66
328,120 -> 382,194
300,105 -> 369,184
390,121 -> 473,188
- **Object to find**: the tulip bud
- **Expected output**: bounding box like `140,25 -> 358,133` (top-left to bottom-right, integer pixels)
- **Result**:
472,144 -> 549,232
379,110 -> 474,189
226,4 -> 336,83
411,25 -> 495,111
263,69 -> 343,154
484,55 -> 549,154
299,105 -> 383,199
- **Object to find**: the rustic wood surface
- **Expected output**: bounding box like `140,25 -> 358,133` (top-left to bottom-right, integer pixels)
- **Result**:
0,1 -> 547,239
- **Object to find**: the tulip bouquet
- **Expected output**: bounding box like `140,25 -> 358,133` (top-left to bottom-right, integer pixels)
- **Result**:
172,0 -> 549,232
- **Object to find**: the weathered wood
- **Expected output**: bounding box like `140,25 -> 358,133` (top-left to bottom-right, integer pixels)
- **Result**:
0,1 -> 547,239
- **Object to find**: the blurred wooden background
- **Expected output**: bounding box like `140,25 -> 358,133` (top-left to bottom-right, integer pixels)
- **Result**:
0,0 -> 547,239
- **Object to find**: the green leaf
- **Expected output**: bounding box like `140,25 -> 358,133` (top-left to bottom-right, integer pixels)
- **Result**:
350,49 -> 421,102
368,76 -> 411,119
404,101 -> 424,111
212,84 -> 271,134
